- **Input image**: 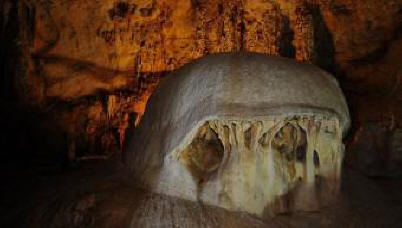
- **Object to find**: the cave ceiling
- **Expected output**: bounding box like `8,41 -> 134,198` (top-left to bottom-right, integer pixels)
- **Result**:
17,0 -> 401,101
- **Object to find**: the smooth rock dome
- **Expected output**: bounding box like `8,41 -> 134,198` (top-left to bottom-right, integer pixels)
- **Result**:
129,52 -> 350,161
127,52 -> 350,217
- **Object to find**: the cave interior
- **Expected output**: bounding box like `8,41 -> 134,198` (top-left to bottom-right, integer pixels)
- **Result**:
0,0 -> 402,227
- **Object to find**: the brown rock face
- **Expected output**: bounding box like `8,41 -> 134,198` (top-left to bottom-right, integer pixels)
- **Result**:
18,0 -> 402,98
1,0 -> 401,175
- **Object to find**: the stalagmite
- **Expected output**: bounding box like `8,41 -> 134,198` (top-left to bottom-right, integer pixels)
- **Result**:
127,52 -> 350,218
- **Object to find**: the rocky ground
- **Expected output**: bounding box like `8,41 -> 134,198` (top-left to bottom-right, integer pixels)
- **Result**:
1,158 -> 401,228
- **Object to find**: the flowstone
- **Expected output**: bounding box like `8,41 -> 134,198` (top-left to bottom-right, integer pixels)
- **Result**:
127,53 -> 350,217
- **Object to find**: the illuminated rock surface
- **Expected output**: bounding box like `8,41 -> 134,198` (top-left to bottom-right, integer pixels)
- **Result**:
128,53 -> 350,217
2,0 -> 400,175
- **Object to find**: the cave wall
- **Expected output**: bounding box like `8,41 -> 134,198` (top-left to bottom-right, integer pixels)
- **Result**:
1,0 -> 402,175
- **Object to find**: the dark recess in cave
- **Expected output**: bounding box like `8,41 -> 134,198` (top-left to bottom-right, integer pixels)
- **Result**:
0,2 -> 20,101
279,16 -> 296,58
109,2 -> 131,20
308,3 -> 337,74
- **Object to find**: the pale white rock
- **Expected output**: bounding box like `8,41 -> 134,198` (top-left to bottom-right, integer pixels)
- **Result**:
127,52 -> 350,218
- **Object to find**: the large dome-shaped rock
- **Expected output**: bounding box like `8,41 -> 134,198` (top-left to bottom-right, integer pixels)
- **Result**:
127,53 -> 350,217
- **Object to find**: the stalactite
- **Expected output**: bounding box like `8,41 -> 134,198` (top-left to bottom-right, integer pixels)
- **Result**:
164,115 -> 344,216
294,4 -> 315,62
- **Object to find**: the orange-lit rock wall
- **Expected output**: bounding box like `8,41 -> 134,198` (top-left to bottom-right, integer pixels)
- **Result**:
1,0 -> 401,174
27,0 -> 315,100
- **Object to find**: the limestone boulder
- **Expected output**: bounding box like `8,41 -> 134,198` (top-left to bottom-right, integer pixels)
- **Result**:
127,53 -> 350,217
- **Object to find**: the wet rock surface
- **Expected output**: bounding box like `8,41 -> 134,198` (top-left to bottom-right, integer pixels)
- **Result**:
1,160 -> 402,227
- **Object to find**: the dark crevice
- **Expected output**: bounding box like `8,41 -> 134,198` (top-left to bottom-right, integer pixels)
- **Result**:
296,144 -> 306,162
314,150 -> 320,168
244,126 -> 252,150
239,21 -> 245,51
350,43 -> 389,64
218,3 -> 223,15
307,3 -> 337,74
0,2 -> 20,101
108,2 -> 132,20
279,16 -> 295,58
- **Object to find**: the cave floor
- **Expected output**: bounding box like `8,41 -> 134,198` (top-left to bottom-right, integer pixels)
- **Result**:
1,158 -> 402,228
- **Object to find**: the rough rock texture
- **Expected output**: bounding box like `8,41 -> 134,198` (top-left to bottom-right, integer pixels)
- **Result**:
14,0 -> 402,101
128,53 -> 349,217
1,0 -> 401,174
348,123 -> 402,178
